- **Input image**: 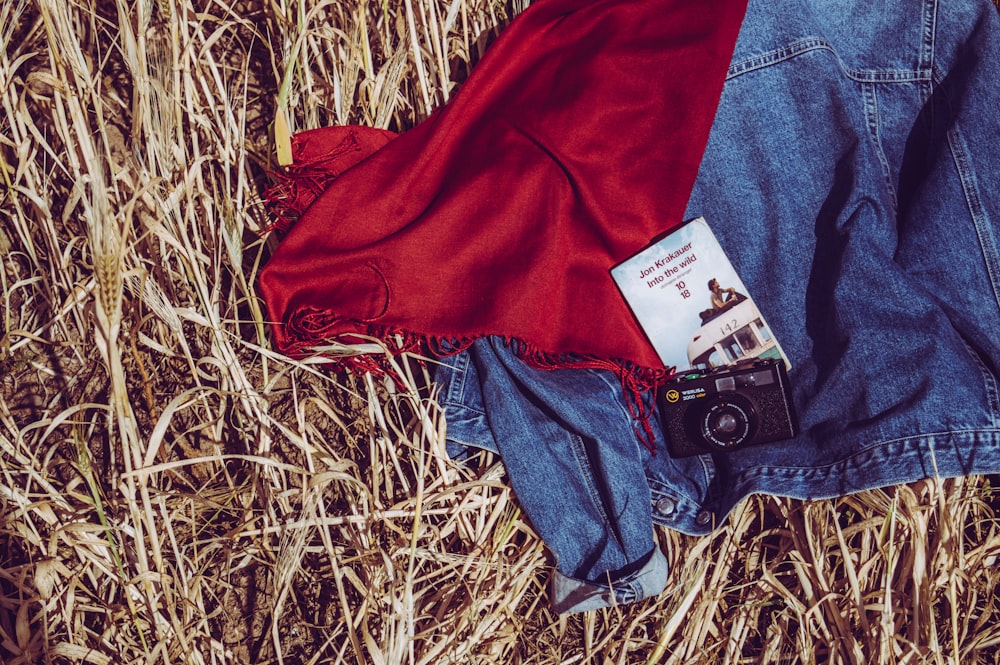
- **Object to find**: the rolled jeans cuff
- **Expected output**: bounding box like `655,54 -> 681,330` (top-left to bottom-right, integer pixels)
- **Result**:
551,547 -> 669,614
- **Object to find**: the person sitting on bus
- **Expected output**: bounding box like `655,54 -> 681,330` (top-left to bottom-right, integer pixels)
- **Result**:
708,278 -> 745,311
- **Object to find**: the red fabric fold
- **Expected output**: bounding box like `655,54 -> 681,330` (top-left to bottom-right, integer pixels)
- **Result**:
259,0 -> 747,380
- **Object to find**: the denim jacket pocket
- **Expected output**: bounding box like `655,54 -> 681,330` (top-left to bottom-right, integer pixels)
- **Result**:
436,350 -> 500,457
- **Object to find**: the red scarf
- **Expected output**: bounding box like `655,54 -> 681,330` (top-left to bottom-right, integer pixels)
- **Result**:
259,0 -> 747,389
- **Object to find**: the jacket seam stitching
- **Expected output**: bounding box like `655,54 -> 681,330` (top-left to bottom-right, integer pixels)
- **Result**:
943,93 -> 1000,326
727,37 -> 933,83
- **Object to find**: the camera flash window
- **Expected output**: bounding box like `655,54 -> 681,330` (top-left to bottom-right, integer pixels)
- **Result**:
716,376 -> 736,392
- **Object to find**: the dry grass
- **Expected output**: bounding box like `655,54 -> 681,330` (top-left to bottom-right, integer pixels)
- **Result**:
1,0 -> 999,663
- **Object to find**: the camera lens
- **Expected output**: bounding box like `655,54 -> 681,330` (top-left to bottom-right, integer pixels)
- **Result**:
712,412 -> 740,436
697,395 -> 756,451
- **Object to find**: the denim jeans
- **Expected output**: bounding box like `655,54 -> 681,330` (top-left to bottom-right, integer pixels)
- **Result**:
438,0 -> 1000,613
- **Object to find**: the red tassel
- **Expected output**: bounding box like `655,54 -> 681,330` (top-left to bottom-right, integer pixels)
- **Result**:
263,127 -> 397,233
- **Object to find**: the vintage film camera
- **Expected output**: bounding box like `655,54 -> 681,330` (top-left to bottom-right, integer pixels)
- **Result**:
659,358 -> 798,458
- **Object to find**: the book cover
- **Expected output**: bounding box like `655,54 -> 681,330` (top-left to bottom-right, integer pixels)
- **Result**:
611,216 -> 789,372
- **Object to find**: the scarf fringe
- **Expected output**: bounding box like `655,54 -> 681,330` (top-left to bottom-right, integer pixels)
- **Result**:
280,312 -> 672,453
263,129 -> 390,233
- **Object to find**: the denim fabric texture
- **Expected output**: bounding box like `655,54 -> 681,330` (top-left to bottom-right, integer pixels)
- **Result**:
438,0 -> 1000,613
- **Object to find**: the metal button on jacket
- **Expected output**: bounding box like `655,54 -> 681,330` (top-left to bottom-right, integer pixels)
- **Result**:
655,497 -> 677,517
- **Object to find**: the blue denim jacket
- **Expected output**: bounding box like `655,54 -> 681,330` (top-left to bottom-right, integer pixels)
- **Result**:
437,0 -> 1000,613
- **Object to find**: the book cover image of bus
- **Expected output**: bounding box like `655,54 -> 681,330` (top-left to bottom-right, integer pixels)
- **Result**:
611,216 -> 790,373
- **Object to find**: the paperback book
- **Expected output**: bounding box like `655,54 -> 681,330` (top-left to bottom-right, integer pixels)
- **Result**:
611,216 -> 789,373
